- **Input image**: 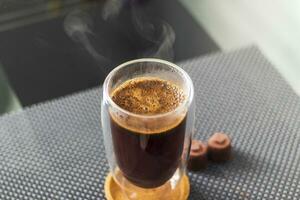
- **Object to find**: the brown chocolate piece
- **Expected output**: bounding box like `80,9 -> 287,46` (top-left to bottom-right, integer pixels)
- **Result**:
207,132 -> 232,162
188,140 -> 208,171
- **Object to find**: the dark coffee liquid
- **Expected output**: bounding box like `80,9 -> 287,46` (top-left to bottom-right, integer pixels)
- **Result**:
110,77 -> 186,188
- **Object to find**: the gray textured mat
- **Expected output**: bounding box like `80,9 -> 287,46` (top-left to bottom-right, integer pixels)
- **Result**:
1,46 -> 300,200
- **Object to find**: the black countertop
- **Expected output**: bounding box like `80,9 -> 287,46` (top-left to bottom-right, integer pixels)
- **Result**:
0,0 -> 218,106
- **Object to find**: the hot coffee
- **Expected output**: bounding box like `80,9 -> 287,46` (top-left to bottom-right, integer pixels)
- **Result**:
110,77 -> 187,188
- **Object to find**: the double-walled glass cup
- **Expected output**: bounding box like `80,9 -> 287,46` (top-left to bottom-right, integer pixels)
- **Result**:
101,59 -> 194,199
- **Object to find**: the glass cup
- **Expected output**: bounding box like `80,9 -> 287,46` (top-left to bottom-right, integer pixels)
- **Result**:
101,58 -> 194,199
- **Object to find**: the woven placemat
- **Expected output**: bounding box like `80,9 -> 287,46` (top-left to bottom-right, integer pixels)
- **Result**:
0,46 -> 299,199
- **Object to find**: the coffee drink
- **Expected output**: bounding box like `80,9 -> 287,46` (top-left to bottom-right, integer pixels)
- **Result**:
110,77 -> 187,188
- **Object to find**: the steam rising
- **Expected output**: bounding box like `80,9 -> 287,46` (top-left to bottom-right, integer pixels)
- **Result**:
153,22 -> 175,60
64,10 -> 110,71
102,0 -> 123,20
132,6 -> 175,60
64,1 -> 176,72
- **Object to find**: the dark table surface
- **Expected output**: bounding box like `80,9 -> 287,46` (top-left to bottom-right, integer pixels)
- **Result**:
1,47 -> 299,199
0,0 -> 218,107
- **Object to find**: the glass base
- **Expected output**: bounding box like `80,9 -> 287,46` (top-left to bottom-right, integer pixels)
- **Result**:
104,173 -> 190,200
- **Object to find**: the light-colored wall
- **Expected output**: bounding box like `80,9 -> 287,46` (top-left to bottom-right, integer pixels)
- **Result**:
180,0 -> 300,96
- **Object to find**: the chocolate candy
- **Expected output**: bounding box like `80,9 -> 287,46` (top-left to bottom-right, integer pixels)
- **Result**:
188,140 -> 208,171
207,132 -> 232,162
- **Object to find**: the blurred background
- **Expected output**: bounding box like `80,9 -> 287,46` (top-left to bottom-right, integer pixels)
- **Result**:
0,0 -> 299,115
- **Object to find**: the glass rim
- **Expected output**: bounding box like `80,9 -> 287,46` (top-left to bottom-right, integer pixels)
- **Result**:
103,58 -> 194,119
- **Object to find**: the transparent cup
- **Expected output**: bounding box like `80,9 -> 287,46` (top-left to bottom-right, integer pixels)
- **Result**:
101,58 -> 195,199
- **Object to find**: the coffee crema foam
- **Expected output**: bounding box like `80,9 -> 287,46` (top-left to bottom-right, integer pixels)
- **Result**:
110,77 -> 187,134
111,77 -> 185,115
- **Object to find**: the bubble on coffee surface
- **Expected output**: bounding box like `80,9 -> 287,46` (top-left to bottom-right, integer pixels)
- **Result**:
111,77 -> 185,115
